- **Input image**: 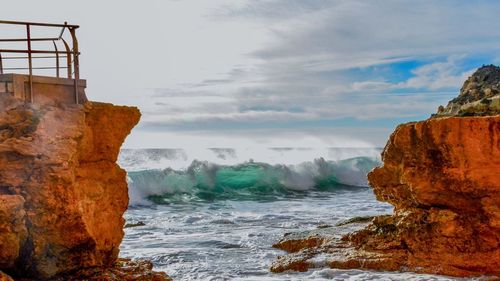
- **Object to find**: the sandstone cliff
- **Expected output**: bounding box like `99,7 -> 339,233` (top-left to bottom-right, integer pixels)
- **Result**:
0,93 -> 169,280
271,67 -> 500,277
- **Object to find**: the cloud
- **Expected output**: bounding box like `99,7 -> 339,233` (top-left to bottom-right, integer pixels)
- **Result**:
396,56 -> 475,90
232,1 -> 500,64
351,81 -> 393,92
9,0 -> 496,147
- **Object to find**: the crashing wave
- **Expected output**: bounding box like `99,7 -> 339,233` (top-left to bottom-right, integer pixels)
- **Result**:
126,156 -> 380,205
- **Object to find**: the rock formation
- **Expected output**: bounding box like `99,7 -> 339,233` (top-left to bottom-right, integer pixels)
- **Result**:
436,65 -> 500,116
51,259 -> 171,281
0,93 -> 170,280
271,66 -> 500,277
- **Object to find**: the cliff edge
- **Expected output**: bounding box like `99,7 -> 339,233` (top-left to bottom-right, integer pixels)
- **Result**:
271,66 -> 500,277
0,93 -> 169,280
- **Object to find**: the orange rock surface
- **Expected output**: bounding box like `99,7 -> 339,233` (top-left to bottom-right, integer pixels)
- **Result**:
271,116 -> 500,277
365,115 -> 500,276
0,93 -> 150,279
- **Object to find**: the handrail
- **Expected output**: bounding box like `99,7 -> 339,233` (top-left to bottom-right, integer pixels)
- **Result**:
3,67 -> 68,70
0,38 -> 61,42
0,20 -> 81,103
0,56 -> 68,59
0,20 -> 79,28
0,49 -> 75,54
52,40 -> 60,78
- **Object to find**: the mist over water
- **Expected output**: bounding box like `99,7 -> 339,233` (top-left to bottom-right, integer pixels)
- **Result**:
119,147 -> 382,171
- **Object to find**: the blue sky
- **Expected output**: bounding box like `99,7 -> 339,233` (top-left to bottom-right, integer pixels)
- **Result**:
3,0 -> 500,148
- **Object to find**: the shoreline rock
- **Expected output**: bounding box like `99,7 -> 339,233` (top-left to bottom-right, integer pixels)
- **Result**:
271,66 -> 500,278
47,259 -> 171,281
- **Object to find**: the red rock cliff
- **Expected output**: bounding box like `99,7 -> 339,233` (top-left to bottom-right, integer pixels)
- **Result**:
364,115 -> 500,276
271,67 -> 500,278
0,93 -> 142,279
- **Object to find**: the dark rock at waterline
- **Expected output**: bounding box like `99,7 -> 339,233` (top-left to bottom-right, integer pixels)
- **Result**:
316,224 -> 332,229
30,259 -> 170,281
124,221 -> 146,228
335,215 -> 376,226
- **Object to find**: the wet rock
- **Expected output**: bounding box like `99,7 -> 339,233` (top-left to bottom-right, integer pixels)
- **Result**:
316,224 -> 332,229
124,221 -> 146,228
335,215 -> 376,226
270,221 -> 407,273
50,259 -> 172,281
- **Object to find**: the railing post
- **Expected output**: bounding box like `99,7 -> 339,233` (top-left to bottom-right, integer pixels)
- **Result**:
52,40 -> 60,78
61,38 -> 72,79
0,52 -> 3,74
69,26 -> 79,104
26,24 -> 33,103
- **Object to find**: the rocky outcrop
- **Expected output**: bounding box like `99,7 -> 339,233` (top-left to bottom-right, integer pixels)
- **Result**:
436,65 -> 500,116
271,67 -> 500,277
364,116 -> 500,275
0,93 -> 169,280
51,259 -> 172,281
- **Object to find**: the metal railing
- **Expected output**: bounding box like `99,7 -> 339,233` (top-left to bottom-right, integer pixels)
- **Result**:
0,20 -> 81,103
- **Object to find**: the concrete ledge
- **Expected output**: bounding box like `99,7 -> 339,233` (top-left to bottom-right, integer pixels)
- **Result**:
0,74 -> 87,87
0,74 -> 87,105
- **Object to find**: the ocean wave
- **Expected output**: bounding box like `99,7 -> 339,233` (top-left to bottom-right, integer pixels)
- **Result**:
126,157 -> 380,205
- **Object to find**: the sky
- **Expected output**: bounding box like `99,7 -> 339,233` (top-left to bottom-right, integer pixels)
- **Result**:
2,0 -> 500,148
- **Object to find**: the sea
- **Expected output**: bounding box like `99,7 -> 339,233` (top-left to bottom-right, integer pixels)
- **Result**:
118,147 -> 487,281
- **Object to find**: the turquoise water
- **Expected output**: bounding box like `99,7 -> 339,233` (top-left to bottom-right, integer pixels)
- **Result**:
118,148 -> 481,281
126,157 -> 379,204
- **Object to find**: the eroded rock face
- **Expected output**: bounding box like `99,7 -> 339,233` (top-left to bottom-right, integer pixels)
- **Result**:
271,65 -> 500,277
0,93 -> 142,279
0,195 -> 26,269
271,116 -> 500,277
365,116 -> 500,276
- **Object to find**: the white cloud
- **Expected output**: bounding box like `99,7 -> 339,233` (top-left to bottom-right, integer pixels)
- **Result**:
351,81 -> 393,92
143,109 -> 315,125
397,56 -> 475,90
3,0 -> 499,148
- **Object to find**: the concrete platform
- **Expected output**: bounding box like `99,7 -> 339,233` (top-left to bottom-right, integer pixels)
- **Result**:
0,74 -> 87,105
